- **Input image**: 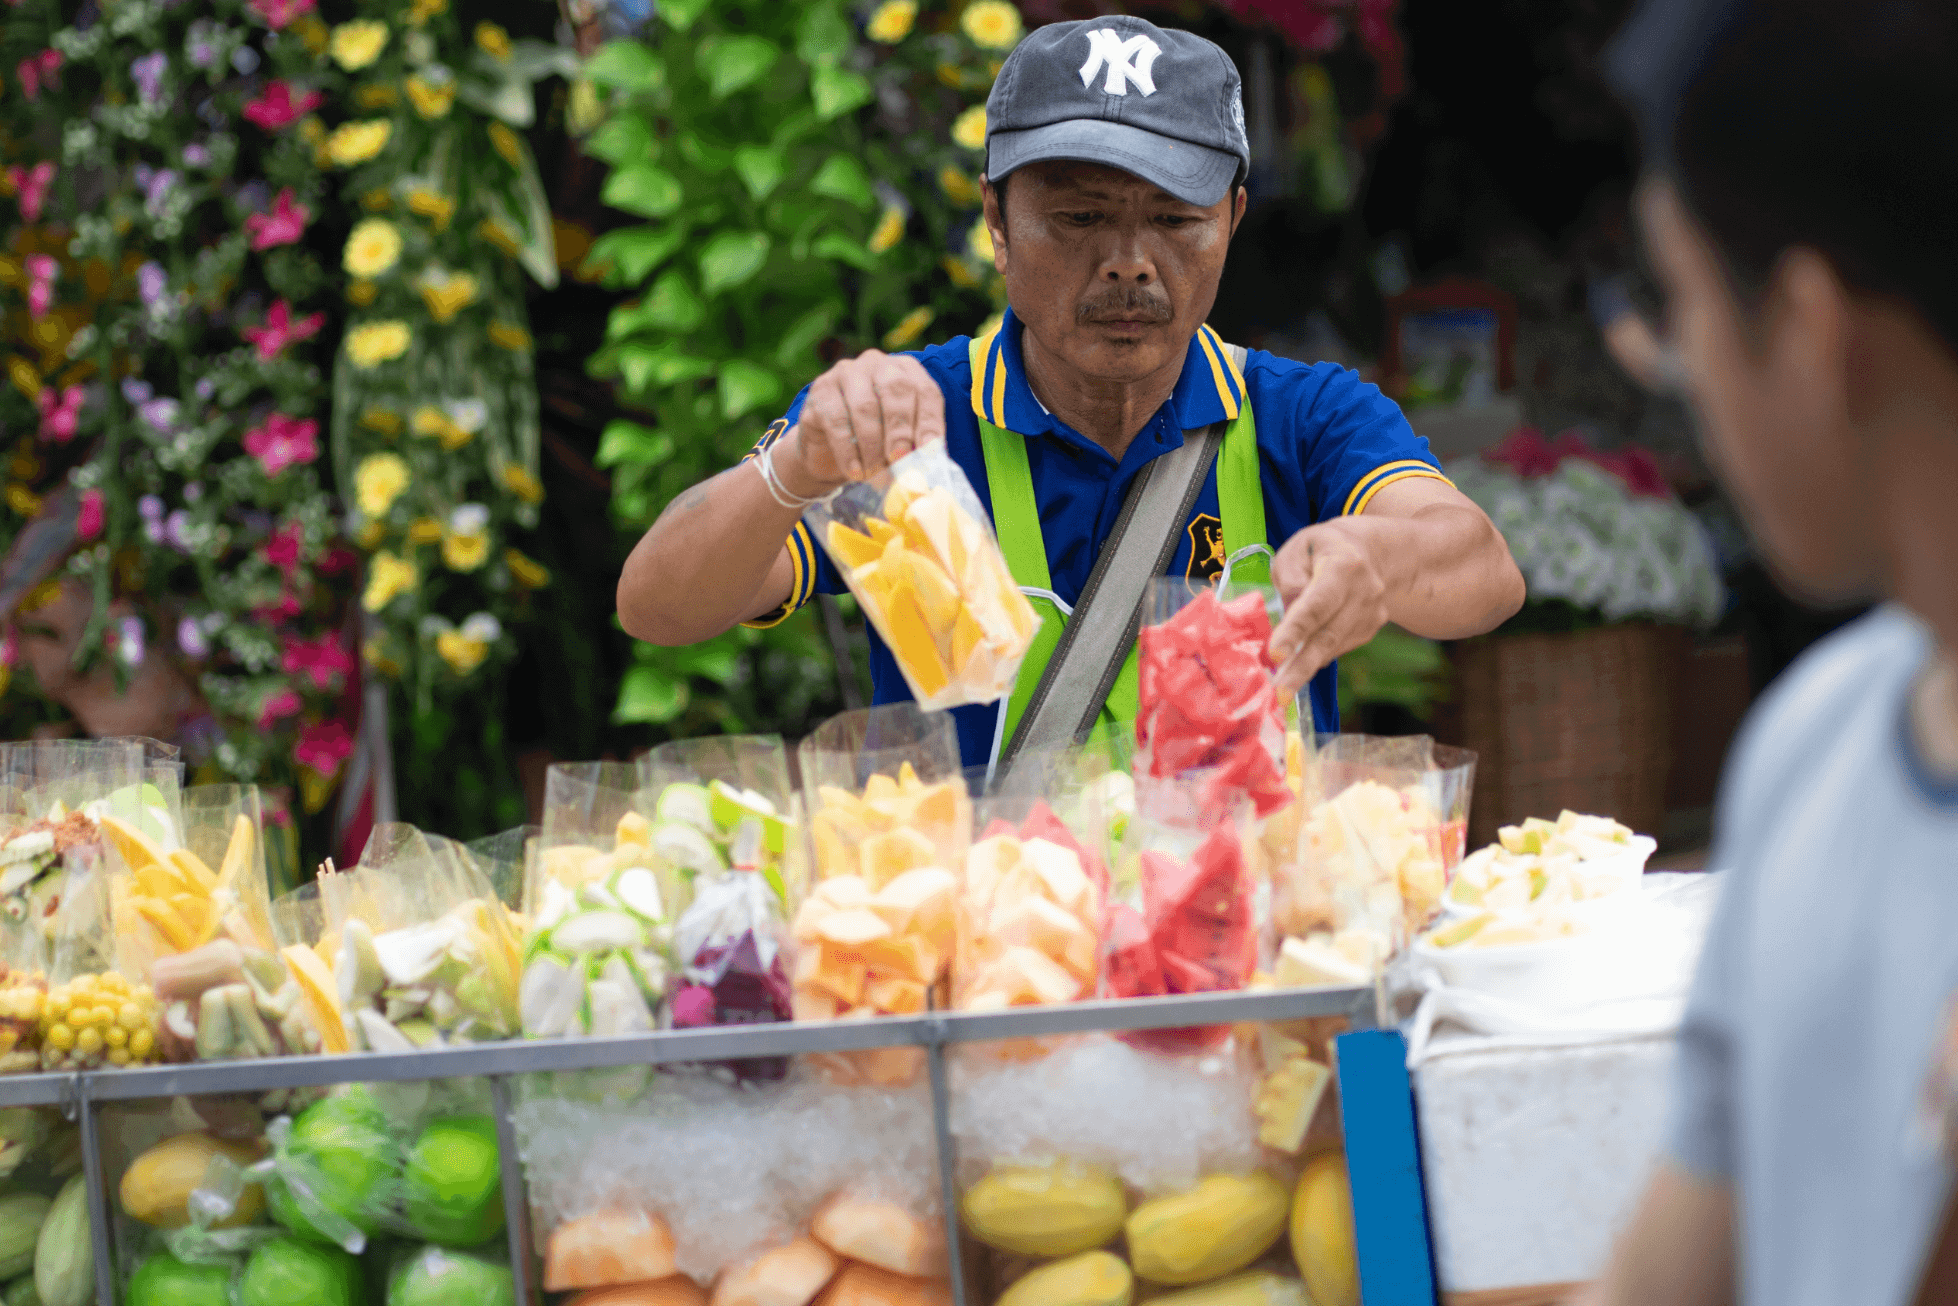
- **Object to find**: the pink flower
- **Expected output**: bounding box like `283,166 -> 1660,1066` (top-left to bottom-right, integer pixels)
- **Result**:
35,385 -> 83,443
243,188 -> 309,250
241,299 -> 325,360
8,162 -> 54,224
248,0 -> 315,29
257,688 -> 302,729
23,253 -> 55,318
15,49 -> 61,102
254,592 -> 302,622
1484,426 -> 1677,500
281,635 -> 354,689
241,82 -> 322,131
74,488 -> 103,541
317,545 -> 358,575
295,720 -> 355,777
262,520 -> 305,580
243,413 -> 319,476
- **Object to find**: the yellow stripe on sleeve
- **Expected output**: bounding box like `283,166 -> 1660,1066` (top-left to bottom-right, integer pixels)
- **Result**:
989,331 -> 1008,425
1193,326 -> 1241,420
1205,325 -> 1249,409
1340,459 -> 1448,516
1351,467 -> 1454,517
740,521 -> 815,630
969,329 -> 996,422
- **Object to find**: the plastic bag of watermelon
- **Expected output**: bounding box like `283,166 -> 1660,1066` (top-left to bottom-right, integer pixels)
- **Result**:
793,704 -> 971,1085
804,441 -> 1039,710
1272,734 -> 1478,980
1134,582 -> 1293,822
1102,777 -> 1262,1055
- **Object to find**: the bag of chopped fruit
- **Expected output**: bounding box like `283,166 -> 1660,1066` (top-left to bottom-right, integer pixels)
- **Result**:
794,703 -> 970,1085
521,764 -> 672,1046
805,441 -> 1039,710
639,736 -> 804,1083
465,825 -> 534,915
1272,733 -> 1477,985
1102,771 -> 1263,1055
312,824 -> 523,1054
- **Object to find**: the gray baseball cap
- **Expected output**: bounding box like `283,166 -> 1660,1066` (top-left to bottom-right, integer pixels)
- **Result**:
984,16 -> 1250,208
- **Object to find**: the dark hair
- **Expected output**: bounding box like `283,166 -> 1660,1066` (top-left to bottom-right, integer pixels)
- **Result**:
1609,0 -> 1958,352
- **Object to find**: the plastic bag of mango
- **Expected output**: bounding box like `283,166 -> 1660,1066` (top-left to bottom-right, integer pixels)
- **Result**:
806,443 -> 1037,710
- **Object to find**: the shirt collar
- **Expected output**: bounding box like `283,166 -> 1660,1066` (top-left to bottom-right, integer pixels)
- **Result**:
970,308 -> 1248,442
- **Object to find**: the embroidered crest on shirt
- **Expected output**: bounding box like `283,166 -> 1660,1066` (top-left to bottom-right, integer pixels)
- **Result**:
1185,513 -> 1226,583
1078,28 -> 1161,97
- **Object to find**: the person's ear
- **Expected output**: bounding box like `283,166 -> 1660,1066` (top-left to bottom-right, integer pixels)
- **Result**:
1767,247 -> 1851,421
1229,186 -> 1247,239
980,175 -> 1008,273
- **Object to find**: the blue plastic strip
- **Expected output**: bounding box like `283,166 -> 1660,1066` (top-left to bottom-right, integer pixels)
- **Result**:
1336,1028 -> 1440,1306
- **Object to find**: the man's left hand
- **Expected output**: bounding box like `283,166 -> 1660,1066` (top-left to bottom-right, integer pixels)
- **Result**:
1266,518 -> 1394,700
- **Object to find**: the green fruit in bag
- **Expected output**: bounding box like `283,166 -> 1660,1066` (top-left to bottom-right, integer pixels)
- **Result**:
266,1087 -> 400,1245
35,1176 -> 91,1306
240,1237 -> 360,1306
387,1245 -> 514,1306
402,1117 -> 503,1248
5,1275 -> 41,1306
127,1253 -> 230,1306
0,1193 -> 51,1279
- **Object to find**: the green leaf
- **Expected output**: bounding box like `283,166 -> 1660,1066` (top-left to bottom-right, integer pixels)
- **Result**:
639,269 -> 707,332
809,154 -> 874,210
595,419 -> 675,468
698,231 -> 771,296
588,224 -> 687,285
719,361 -> 784,420
616,343 -> 716,393
614,665 -> 690,724
773,304 -> 836,369
658,0 -> 712,31
455,76 -> 537,127
503,146 -> 561,289
794,3 -> 854,66
675,642 -> 743,685
697,35 -> 780,100
733,146 -> 787,201
602,163 -> 683,218
584,41 -> 665,92
811,64 -> 873,120
810,231 -> 873,270
678,132 -> 735,174
586,113 -> 656,166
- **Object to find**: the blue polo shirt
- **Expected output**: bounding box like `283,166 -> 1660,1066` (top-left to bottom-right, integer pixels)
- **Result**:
746,308 -> 1448,768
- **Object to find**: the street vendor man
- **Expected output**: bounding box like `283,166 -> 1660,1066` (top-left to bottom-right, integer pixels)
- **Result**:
618,15 -> 1525,770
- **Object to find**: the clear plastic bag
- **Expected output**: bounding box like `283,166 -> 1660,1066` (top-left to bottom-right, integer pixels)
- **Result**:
640,734 -> 809,913
1134,581 -> 1292,821
803,441 -> 1038,710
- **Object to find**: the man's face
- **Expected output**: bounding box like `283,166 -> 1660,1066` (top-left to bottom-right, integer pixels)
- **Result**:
983,161 -> 1244,383
1640,180 -> 1879,602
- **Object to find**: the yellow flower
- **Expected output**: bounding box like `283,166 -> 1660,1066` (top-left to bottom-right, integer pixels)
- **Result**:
488,322 -> 531,352
968,216 -> 995,262
476,218 -> 521,258
418,270 -> 479,324
568,78 -> 603,135
355,519 -> 386,549
411,404 -> 481,450
326,120 -> 393,167
442,529 -> 489,572
936,62 -> 962,89
347,279 -> 378,307
406,188 -> 455,231
866,0 -> 916,42
361,551 -> 418,611
867,207 -> 905,255
500,464 -> 544,504
939,166 -> 981,208
354,83 -> 398,110
408,0 -> 446,26
951,105 -> 987,150
362,636 -> 401,678
298,117 -> 327,149
406,516 -> 444,545
941,254 -> 983,289
346,321 -> 411,368
331,20 -> 390,71
434,629 -> 489,676
487,123 -> 524,167
405,73 -> 454,119
4,484 -> 40,517
474,21 -> 512,59
505,548 -> 550,589
19,578 -> 60,613
7,357 -> 39,398
359,407 -> 403,435
882,306 -> 935,352
293,14 -> 329,55
355,452 -> 412,516
361,188 -> 392,212
961,1 -> 1023,50
343,218 -> 402,278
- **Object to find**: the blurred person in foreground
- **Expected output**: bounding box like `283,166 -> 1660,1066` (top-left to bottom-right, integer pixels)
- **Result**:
1584,1 -> 1958,1304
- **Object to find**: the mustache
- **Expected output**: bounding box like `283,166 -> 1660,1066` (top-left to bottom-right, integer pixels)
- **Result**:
1075,287 -> 1173,324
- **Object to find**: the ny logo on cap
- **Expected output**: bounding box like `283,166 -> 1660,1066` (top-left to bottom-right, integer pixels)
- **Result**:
1078,28 -> 1162,97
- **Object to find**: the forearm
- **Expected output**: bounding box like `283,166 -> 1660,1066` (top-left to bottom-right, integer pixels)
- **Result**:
617,457 -> 805,646
1579,1163 -> 1734,1306
1362,501 -> 1525,638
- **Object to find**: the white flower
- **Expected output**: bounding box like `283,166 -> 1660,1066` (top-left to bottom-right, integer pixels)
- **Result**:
460,612 -> 502,642
448,502 -> 491,534
443,398 -> 488,433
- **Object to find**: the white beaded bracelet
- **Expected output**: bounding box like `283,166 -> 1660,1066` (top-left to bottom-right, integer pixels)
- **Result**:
756,441 -> 820,510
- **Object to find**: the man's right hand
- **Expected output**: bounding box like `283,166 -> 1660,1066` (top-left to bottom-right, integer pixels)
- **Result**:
776,348 -> 948,489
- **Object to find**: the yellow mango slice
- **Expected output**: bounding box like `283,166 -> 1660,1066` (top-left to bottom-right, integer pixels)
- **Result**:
859,827 -> 938,890
863,774 -> 901,805
902,553 -> 963,650
135,898 -> 196,952
897,762 -> 921,789
950,607 -> 985,673
865,517 -> 901,546
215,814 -> 255,895
168,848 -> 218,894
827,521 -> 885,571
882,478 -> 920,524
136,863 -> 192,899
100,814 -> 170,878
903,490 -> 968,581
283,943 -> 350,1053
880,589 -> 951,698
852,559 -> 898,615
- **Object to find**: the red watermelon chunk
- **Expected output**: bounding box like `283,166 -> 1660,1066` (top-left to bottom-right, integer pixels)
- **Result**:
1103,903 -> 1165,998
1135,588 -> 1288,818
1111,824 -> 1255,1056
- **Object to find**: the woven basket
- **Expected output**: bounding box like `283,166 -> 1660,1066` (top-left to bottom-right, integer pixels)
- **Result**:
1452,624 -> 1686,847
